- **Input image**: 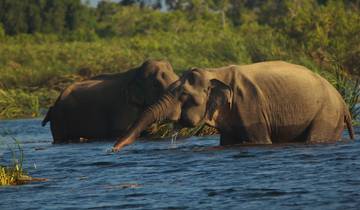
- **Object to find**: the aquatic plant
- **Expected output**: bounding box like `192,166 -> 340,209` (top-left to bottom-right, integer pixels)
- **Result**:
0,139 -> 32,186
145,123 -> 218,139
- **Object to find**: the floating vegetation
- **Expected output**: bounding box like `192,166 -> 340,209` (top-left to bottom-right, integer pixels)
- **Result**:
0,139 -> 46,186
145,123 -> 218,139
0,165 -> 31,185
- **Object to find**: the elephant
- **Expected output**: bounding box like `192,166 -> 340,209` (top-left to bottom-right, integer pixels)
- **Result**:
42,60 -> 179,143
112,61 -> 355,151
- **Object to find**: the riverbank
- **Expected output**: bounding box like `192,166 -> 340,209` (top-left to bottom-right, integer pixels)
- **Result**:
0,2 -> 359,120
1,37 -> 359,120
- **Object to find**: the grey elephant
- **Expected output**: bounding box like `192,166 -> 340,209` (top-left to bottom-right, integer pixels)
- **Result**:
113,61 -> 354,151
42,60 -> 179,143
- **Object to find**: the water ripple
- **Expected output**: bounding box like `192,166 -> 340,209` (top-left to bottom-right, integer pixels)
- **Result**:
0,119 -> 360,210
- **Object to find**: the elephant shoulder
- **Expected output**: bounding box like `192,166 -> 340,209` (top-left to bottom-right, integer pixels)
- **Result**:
59,80 -> 101,100
90,67 -> 137,83
90,73 -> 114,80
233,72 -> 265,103
59,83 -> 77,100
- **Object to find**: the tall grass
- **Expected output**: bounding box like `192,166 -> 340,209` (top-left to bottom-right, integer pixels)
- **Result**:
324,63 -> 360,123
0,89 -> 40,119
0,4 -> 358,123
0,139 -> 29,185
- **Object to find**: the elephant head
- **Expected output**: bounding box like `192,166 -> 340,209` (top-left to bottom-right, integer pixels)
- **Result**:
174,69 -> 233,128
42,59 -> 179,144
113,68 -> 233,151
129,60 -> 179,107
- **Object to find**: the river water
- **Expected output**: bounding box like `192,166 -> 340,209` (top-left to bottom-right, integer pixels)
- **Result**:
0,119 -> 360,209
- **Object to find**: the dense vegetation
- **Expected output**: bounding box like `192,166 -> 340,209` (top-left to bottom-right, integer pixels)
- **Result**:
0,0 -> 359,120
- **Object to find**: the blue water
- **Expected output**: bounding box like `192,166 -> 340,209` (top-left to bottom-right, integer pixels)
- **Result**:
1,119 -> 360,210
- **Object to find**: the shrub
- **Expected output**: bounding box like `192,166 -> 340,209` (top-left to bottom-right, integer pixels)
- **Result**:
0,89 -> 40,119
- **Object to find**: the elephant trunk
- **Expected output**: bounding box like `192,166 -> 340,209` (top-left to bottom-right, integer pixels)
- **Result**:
112,92 -> 177,152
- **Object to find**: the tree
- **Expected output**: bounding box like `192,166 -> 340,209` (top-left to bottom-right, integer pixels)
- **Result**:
0,0 -> 28,35
97,0 -> 119,21
0,23 -> 5,39
26,2 -> 42,33
65,0 -> 83,30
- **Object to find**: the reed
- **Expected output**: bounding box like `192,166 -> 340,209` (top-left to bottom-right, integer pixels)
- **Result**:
0,139 -> 30,186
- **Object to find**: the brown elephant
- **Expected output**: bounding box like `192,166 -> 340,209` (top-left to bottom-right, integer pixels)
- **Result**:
42,60 -> 178,143
113,61 -> 355,151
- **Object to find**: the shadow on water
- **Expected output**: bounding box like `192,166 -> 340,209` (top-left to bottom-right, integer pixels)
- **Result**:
1,118 -> 360,209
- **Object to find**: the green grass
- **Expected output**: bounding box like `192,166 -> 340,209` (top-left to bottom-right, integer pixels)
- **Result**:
324,63 -> 360,122
0,89 -> 40,119
0,2 -> 358,124
1,34 -> 358,121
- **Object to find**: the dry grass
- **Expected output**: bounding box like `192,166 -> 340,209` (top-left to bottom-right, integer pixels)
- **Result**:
145,123 -> 218,139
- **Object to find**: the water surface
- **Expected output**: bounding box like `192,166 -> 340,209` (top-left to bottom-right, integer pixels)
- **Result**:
1,119 -> 360,209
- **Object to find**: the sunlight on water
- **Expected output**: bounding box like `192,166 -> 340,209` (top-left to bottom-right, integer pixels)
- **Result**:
1,119 -> 360,210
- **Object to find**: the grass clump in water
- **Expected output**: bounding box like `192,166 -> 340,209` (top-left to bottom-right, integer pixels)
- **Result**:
0,163 -> 31,186
0,139 -> 45,186
1,139 -> 28,185
145,123 -> 218,139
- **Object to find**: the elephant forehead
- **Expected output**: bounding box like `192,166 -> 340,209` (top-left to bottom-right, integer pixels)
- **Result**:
142,67 -> 158,77
157,62 -> 173,71
184,73 -> 208,88
144,66 -> 176,80
182,82 -> 197,93
181,82 -> 207,103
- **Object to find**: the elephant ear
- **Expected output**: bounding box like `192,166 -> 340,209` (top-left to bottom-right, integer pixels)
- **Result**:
207,79 -> 233,123
128,81 -> 145,107
130,90 -> 145,107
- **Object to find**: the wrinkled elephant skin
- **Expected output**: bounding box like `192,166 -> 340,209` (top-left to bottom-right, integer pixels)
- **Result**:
42,60 -> 178,143
113,61 -> 354,152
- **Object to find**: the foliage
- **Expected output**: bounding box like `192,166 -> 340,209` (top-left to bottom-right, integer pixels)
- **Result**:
323,64 -> 360,122
0,0 -> 94,36
0,23 -> 5,40
0,0 -> 359,124
0,89 -> 40,119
